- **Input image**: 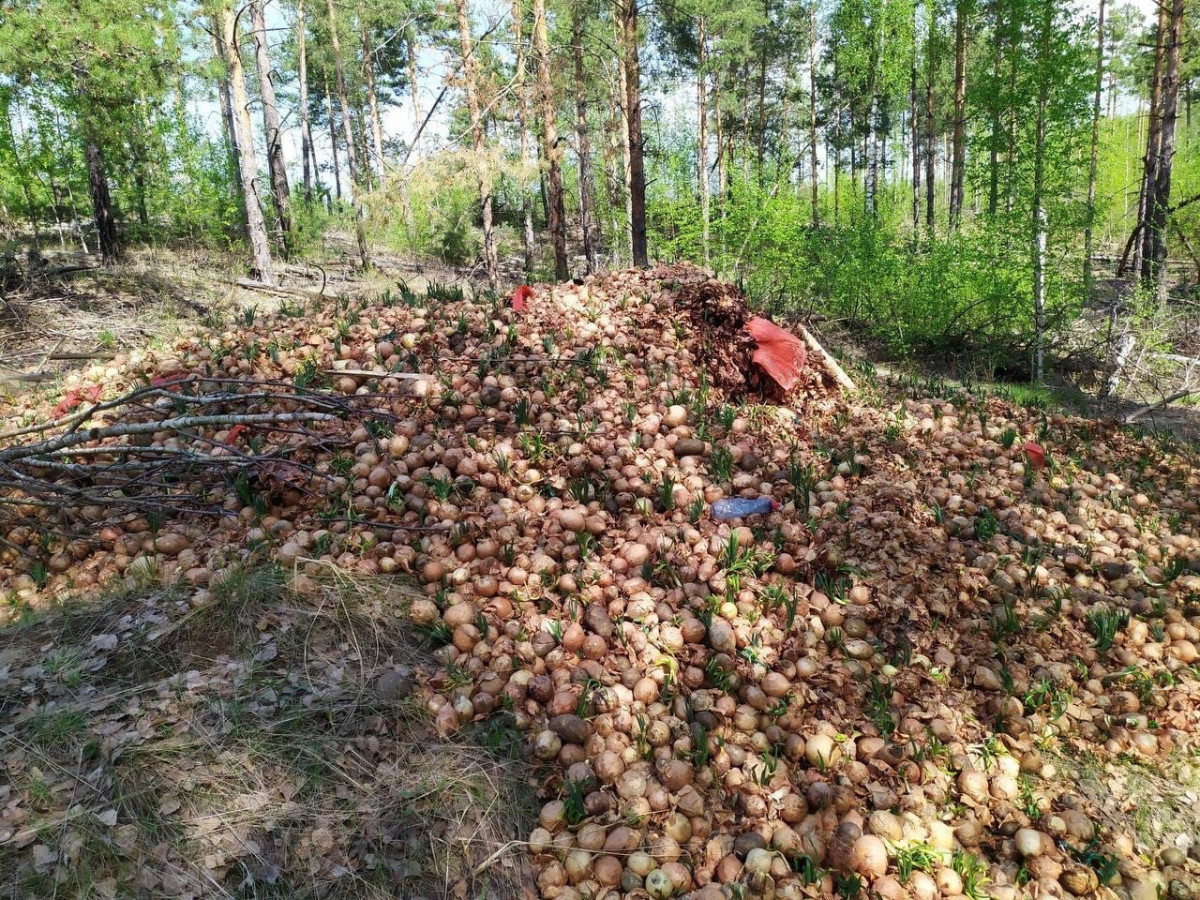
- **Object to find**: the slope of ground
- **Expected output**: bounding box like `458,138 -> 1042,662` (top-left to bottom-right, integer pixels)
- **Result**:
1,264 -> 1199,900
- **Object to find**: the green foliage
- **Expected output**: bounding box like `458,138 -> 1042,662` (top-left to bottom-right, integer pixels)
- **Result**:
377,152 -> 485,265
1087,608 -> 1129,652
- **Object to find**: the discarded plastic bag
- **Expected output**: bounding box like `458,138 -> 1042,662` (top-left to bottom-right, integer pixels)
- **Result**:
711,497 -> 779,520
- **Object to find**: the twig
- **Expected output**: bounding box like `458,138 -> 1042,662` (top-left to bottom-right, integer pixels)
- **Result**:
0,412 -> 336,463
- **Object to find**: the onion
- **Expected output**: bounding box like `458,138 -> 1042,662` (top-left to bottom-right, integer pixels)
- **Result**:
644,869 -> 673,899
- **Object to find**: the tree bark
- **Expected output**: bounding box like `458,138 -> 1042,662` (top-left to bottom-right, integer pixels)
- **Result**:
297,0 -> 315,203
621,0 -> 648,267
406,27 -> 424,160
218,4 -> 273,283
911,0 -> 920,231
949,0 -> 968,228
208,19 -> 244,213
325,74 -> 343,203
84,138 -> 119,263
698,15 -> 711,262
573,3 -> 599,273
924,14 -> 936,232
808,4 -> 820,229
455,0 -> 499,290
1084,0 -> 1105,295
618,44 -> 634,263
756,0 -> 770,186
512,0 -> 536,280
1032,4 -> 1050,383
534,0 -> 569,280
865,0 -> 885,216
715,60 -> 726,246
69,62 -> 120,263
325,0 -> 369,269
987,1 -> 1002,217
1135,0 -> 1168,278
251,0 -> 291,252
361,21 -> 387,186
1143,0 -> 1184,300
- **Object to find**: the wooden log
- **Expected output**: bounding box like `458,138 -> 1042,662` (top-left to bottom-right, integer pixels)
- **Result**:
797,323 -> 856,393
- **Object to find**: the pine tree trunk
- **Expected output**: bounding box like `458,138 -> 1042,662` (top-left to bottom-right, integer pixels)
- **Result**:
208,19 -> 244,213
533,0 -> 569,280
70,64 -> 121,263
1144,0 -> 1184,300
406,28 -> 424,160
361,22 -> 386,186
251,0 -> 291,250
219,5 -> 273,283
925,19 -> 936,232
1033,97 -> 1047,383
865,0 -> 885,216
1006,41 -> 1017,211
354,102 -> 372,190
512,0 -> 536,280
1135,0 -> 1168,278
756,0 -> 770,186
573,3 -> 599,273
949,0 -> 968,228
715,62 -> 725,243
1084,0 -> 1105,295
325,0 -> 369,269
808,5 -> 820,229
987,4 -> 1001,217
84,137 -> 119,263
911,1 -> 920,231
297,0 -> 314,203
698,14 -> 711,262
325,75 -> 343,203
833,102 -> 841,222
849,108 -> 857,201
617,47 -> 634,264
622,0 -> 648,267
1032,3 -> 1049,382
455,0 -> 499,290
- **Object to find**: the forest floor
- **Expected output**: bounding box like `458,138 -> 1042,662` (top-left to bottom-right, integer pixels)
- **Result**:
0,248 -> 1199,900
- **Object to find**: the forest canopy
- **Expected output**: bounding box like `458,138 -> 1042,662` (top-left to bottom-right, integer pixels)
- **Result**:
0,0 -> 1197,382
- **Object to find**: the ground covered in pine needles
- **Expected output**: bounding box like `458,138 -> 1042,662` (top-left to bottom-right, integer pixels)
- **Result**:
1,264 -> 1199,900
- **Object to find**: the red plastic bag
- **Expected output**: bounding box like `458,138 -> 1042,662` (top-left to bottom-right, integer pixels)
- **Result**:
1023,441 -> 1047,470
746,317 -> 807,393
511,285 -> 534,311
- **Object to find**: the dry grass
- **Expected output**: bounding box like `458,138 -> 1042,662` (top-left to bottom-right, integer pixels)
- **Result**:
1055,745 -> 1200,860
0,565 -> 535,900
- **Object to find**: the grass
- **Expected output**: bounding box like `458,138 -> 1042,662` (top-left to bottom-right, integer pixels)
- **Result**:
952,849 -> 990,900
1087,607 -> 1130,652
0,565 -> 534,899
896,842 -> 940,883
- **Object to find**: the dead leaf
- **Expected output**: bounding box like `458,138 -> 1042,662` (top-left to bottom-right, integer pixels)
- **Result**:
311,827 -> 334,852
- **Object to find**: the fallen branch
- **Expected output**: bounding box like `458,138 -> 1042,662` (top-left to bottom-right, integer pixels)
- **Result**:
234,278 -> 326,299
325,368 -> 434,381
1123,387 -> 1200,423
0,377 -> 399,543
0,411 -> 336,464
797,324 -> 856,393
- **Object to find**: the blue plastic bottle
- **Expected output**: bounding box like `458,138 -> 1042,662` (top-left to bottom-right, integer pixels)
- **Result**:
711,497 -> 776,520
